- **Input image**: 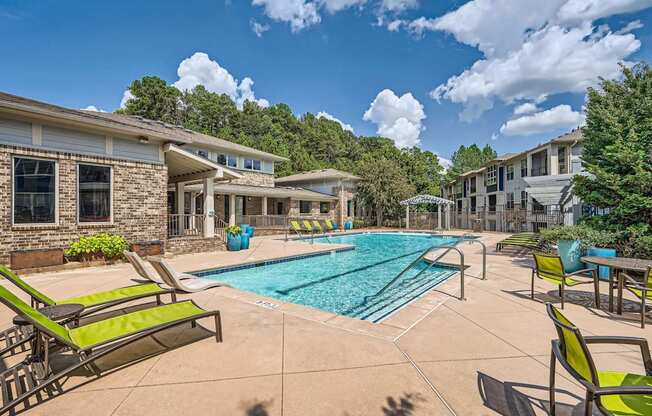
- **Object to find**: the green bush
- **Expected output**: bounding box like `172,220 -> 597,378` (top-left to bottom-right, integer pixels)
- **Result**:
541,225 -> 652,259
352,219 -> 365,229
65,233 -> 129,261
225,225 -> 241,235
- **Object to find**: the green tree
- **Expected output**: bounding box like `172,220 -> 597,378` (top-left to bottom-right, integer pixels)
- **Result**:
117,76 -> 183,125
574,64 -> 652,239
448,144 -> 497,178
356,158 -> 416,226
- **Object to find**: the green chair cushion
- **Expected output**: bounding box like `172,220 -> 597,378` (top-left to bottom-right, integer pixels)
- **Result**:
57,283 -> 167,307
69,301 -> 207,349
541,276 -> 585,286
627,288 -> 652,300
598,371 -> 652,415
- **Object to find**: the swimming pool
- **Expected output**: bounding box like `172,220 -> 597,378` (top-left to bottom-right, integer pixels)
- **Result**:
196,232 -> 461,322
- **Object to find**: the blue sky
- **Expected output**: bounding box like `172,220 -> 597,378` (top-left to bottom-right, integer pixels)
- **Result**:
2,0 -> 652,163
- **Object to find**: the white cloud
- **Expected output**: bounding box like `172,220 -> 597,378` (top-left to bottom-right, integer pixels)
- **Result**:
363,89 -> 426,148
173,52 -> 268,110
119,90 -> 134,109
431,23 -> 640,121
556,0 -> 652,25
317,111 -> 354,132
436,154 -> 452,170
499,104 -> 584,136
81,105 -> 106,112
386,19 -> 404,32
379,0 -> 418,13
320,0 -> 366,14
251,19 -> 270,37
615,20 -> 644,35
252,0 -> 321,32
513,102 -> 539,115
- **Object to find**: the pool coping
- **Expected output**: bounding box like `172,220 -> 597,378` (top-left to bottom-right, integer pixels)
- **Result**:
191,244 -> 356,276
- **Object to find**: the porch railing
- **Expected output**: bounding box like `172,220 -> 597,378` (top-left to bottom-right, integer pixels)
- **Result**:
235,214 -> 290,229
168,214 -> 204,238
215,217 -> 228,241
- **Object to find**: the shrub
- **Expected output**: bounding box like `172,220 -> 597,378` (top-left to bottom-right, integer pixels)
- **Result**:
225,225 -> 241,235
352,219 -> 365,229
65,233 -> 129,261
541,224 -> 652,259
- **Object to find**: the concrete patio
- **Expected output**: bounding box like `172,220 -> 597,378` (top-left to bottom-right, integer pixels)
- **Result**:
3,231 -> 651,415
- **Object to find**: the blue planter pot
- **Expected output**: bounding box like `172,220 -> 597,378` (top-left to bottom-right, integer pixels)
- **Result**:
557,239 -> 584,273
247,227 -> 255,238
240,224 -> 251,236
240,233 -> 250,250
344,221 -> 352,230
227,233 -> 242,251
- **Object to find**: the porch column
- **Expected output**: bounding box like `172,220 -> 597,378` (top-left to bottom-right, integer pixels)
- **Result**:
447,205 -> 451,230
176,182 -> 185,234
262,196 -> 268,216
405,205 -> 410,229
203,178 -> 215,238
229,194 -> 236,226
339,182 -> 345,229
437,205 -> 442,230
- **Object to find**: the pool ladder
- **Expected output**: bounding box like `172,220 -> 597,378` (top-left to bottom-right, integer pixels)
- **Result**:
369,235 -> 487,303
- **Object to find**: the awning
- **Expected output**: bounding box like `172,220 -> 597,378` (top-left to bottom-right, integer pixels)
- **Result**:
164,144 -> 242,183
522,174 -> 573,206
183,183 -> 339,201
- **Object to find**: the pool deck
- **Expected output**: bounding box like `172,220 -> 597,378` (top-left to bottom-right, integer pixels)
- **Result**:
3,229 -> 652,415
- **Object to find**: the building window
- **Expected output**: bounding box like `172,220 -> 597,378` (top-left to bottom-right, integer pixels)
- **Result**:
506,165 -> 514,181
488,194 -> 497,212
470,196 -> 477,213
244,158 -> 262,171
320,202 -> 329,214
520,159 -> 528,177
197,149 -> 209,159
300,200 -> 311,214
470,177 -> 477,194
13,157 -> 56,224
520,191 -> 527,209
455,182 -> 463,198
78,164 -> 112,223
486,165 -> 497,186
217,154 -> 237,168
506,192 -> 514,209
558,146 -> 568,174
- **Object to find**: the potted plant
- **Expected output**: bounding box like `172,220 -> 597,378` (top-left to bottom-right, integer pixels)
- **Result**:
225,225 -> 242,251
239,226 -> 250,250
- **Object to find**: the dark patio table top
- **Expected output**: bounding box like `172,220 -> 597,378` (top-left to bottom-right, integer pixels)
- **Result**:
581,256 -> 652,273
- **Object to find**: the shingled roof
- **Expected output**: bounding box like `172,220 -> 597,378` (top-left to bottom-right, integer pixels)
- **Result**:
275,168 -> 361,183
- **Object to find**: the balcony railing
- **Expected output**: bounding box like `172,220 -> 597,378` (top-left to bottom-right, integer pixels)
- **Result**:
236,214 -> 290,229
168,214 -> 204,238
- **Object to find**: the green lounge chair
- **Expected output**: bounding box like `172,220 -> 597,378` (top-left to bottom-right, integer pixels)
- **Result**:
312,220 -> 324,233
0,265 -> 175,315
302,220 -> 314,233
496,232 -> 542,251
324,219 -> 336,232
0,284 -> 222,414
290,220 -> 304,237
623,266 -> 652,328
531,253 -> 599,309
547,303 -> 652,416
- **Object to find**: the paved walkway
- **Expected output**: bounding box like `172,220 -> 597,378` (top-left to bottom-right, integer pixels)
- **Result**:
2,231 -> 650,415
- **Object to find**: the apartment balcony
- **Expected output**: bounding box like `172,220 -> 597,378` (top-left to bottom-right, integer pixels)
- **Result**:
530,167 -> 548,177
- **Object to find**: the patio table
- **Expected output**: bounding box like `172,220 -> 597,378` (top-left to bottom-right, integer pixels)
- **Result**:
581,256 -> 652,315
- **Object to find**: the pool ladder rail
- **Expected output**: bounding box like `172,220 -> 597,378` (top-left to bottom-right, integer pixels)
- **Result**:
369,235 -> 486,303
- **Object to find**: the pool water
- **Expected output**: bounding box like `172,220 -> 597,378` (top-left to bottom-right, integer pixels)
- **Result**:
198,233 -> 460,322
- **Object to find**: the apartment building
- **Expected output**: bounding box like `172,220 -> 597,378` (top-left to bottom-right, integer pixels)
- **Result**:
442,129 -> 584,232
0,92 -> 343,268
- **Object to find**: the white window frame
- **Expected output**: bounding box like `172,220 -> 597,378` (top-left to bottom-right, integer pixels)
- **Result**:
217,154 -> 237,168
506,165 -> 514,181
11,155 -> 59,226
77,162 -> 114,225
486,165 -> 497,186
244,158 -> 262,172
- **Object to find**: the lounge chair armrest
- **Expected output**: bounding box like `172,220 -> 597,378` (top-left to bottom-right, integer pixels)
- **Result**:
585,336 -> 652,374
625,282 -> 649,292
622,272 -> 645,285
595,385 -> 652,397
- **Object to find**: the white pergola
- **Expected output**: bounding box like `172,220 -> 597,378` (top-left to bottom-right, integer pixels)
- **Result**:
400,194 -> 455,230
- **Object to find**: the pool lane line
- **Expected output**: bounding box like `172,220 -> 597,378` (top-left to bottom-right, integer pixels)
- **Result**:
273,248 -> 429,295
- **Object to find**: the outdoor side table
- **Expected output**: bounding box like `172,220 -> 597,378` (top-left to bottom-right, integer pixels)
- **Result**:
13,303 -> 84,327
581,256 -> 652,315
